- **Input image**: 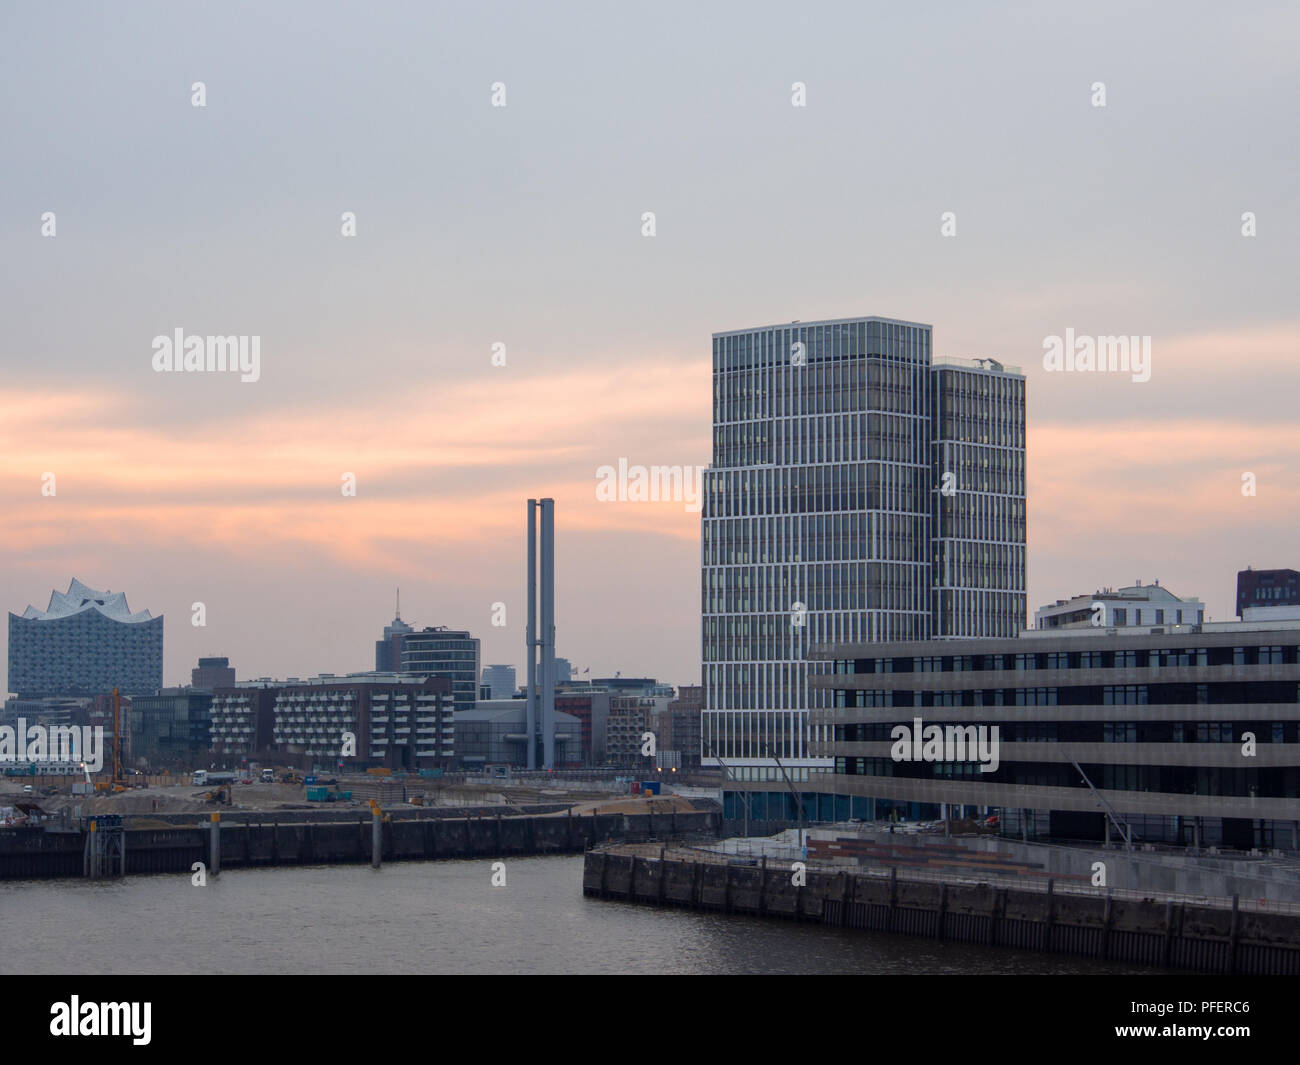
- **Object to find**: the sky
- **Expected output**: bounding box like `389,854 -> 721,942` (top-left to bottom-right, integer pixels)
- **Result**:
2,1 -> 1297,694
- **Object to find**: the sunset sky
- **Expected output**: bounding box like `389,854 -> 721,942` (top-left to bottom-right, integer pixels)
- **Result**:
2,2 -> 1297,693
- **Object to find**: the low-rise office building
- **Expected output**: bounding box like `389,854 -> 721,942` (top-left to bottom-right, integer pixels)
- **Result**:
790,624 -> 1300,850
131,688 -> 212,769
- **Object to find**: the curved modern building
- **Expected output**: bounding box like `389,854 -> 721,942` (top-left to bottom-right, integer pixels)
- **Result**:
8,579 -> 163,697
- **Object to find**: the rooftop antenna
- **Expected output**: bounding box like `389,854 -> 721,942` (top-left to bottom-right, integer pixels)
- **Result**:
396,588 -> 401,620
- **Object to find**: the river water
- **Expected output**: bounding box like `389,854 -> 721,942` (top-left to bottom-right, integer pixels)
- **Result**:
1,856 -> 1154,974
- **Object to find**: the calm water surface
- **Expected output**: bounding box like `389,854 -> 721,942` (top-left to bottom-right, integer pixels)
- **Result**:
1,856 -> 1157,975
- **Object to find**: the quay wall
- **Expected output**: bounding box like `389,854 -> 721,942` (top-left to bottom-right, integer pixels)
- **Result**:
0,809 -> 720,880
582,848 -> 1300,976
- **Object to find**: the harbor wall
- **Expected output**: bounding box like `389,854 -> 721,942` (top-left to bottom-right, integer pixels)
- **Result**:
805,830 -> 1300,904
582,848 -> 1300,976
0,809 -> 720,880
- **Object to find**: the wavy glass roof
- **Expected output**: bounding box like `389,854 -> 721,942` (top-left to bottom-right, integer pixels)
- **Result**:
19,578 -> 155,623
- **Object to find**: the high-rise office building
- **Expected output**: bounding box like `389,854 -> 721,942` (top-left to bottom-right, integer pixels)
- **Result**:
702,316 -> 1025,783
192,656 -> 236,689
401,627 -> 481,714
930,358 -> 1027,638
375,594 -> 414,672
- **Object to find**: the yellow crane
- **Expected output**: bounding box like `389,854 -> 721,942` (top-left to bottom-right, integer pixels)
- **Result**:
93,688 -> 128,794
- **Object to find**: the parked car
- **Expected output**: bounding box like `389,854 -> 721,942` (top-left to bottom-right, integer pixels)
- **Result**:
22,785 -> 33,794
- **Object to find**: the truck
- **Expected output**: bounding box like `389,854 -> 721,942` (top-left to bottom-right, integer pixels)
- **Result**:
192,770 -> 238,787
261,768 -> 275,783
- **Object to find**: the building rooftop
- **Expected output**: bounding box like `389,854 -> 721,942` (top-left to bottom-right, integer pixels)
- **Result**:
17,578 -> 155,623
932,355 -> 1025,376
713,314 -> 932,337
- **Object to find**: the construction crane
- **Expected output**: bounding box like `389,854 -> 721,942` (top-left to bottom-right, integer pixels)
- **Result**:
93,688 -> 129,794
112,686 -> 124,787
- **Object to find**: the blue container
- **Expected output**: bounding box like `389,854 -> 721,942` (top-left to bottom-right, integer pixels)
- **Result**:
641,781 -> 661,795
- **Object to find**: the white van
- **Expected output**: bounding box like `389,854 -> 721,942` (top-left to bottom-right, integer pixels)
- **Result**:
261,769 -> 275,783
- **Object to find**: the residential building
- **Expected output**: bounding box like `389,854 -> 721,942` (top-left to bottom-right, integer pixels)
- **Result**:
1033,580 -> 1204,631
209,673 -> 455,770
664,685 -> 704,770
606,695 -> 670,769
207,681 -> 280,763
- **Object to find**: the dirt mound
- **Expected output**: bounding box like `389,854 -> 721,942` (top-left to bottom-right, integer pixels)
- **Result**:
568,794 -> 699,816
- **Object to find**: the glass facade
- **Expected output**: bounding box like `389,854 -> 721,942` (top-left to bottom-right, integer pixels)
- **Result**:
931,366 -> 1027,637
400,628 -> 482,714
702,317 -> 1027,777
809,631 -> 1300,847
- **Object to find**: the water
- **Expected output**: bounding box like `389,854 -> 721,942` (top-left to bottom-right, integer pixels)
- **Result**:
1,856 -> 1154,974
